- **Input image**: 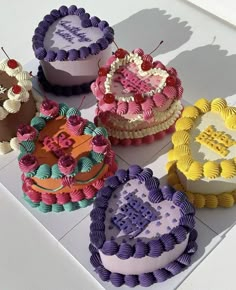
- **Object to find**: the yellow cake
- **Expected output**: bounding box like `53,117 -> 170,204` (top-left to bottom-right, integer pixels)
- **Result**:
166,98 -> 236,208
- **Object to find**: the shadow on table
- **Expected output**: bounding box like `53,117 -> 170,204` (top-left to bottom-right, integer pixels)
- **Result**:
168,44 -> 236,103
113,8 -> 193,56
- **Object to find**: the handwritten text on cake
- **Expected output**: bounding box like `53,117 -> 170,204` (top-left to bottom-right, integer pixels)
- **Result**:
55,20 -> 92,44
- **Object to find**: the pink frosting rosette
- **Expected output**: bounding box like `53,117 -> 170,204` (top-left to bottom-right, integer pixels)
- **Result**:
66,115 -> 87,135
58,155 -> 76,175
19,154 -> 39,173
91,76 -> 106,99
40,99 -> 59,118
91,135 -> 109,154
17,124 -> 37,141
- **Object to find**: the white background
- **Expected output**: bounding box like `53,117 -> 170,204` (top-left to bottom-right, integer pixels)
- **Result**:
0,1 -> 236,289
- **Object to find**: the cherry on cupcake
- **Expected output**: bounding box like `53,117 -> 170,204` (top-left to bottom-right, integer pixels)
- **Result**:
98,67 -> 109,77
115,48 -> 127,59
7,59 -> 18,69
141,60 -> 152,71
103,93 -> 115,104
12,84 -> 22,94
134,93 -> 145,104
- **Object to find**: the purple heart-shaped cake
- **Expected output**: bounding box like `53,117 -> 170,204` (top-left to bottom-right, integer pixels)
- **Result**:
89,165 -> 197,287
32,5 -> 114,96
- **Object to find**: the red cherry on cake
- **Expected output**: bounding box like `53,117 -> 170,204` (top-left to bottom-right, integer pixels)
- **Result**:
7,59 -> 18,69
134,93 -> 145,104
166,76 -> 176,86
141,60 -> 152,71
103,93 -> 115,104
142,54 -> 153,63
12,84 -> 22,94
98,67 -> 109,77
115,48 -> 127,59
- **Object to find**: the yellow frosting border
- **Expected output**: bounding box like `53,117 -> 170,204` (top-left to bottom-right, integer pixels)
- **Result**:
168,98 -> 236,181
166,161 -> 236,208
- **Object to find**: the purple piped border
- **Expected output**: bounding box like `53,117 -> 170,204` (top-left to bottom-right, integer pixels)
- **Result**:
32,5 -> 114,62
89,229 -> 197,287
89,165 -> 197,270
37,65 -> 92,96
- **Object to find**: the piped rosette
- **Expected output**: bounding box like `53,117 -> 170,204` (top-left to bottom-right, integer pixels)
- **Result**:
17,99 -> 117,213
92,48 -> 183,145
89,165 -> 197,287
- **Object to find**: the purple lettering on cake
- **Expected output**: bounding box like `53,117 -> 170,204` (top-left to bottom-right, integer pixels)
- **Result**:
55,20 -> 92,43
55,29 -> 75,44
111,192 -> 158,238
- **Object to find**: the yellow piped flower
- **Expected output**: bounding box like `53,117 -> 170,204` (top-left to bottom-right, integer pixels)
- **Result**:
174,145 -> 191,158
173,183 -> 184,192
167,149 -> 176,161
221,160 -> 236,178
225,114 -> 236,129
175,117 -> 194,131
194,98 -> 210,113
221,107 -> 236,120
203,161 -> 220,179
171,131 -> 190,146
211,98 -> 227,112
218,193 -> 234,207
187,161 -> 203,180
177,155 -> 193,172
205,195 -> 218,208
186,191 -> 194,204
167,173 -> 179,186
166,161 -> 176,173
182,106 -> 199,119
193,194 -> 205,208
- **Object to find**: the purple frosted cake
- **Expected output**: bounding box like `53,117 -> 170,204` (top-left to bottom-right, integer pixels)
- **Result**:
89,165 -> 197,287
32,5 -> 114,96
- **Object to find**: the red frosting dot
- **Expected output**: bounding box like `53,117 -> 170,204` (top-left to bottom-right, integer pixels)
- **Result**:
7,59 -> 18,69
166,76 -> 176,86
12,84 -> 22,94
98,67 -> 109,77
103,93 -> 115,104
141,60 -> 152,71
115,48 -> 127,59
134,93 -> 145,104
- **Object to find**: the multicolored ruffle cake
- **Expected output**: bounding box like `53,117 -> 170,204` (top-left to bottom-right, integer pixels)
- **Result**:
18,99 -> 117,213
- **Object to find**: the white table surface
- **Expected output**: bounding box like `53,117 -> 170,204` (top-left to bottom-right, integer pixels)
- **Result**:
1,1 -> 236,290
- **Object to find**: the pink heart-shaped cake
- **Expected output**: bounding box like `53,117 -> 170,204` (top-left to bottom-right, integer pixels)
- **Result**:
91,48 -> 183,145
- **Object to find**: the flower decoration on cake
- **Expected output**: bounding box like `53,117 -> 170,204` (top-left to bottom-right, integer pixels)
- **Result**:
32,5 -> 114,96
17,99 -> 117,213
166,98 -> 236,208
0,58 -> 43,155
91,45 -> 183,146
89,165 -> 197,287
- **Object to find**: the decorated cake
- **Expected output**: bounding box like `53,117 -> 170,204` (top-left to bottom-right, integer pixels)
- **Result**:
89,165 -> 197,287
167,98 -> 236,208
18,99 -> 117,213
91,47 -> 183,145
0,58 -> 42,154
32,5 -> 114,96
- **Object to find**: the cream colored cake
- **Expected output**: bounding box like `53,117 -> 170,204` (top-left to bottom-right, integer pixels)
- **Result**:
166,98 -> 236,208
